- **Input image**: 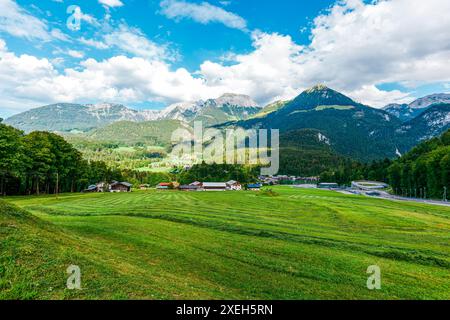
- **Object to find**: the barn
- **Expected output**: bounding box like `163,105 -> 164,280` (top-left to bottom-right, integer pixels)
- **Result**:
202,182 -> 227,191
110,182 -> 132,192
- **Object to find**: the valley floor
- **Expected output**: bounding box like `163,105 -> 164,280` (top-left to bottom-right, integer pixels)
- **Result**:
1,187 -> 450,300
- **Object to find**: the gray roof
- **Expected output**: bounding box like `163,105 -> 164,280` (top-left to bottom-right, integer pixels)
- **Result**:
179,185 -> 199,189
111,182 -> 132,187
203,182 -> 227,188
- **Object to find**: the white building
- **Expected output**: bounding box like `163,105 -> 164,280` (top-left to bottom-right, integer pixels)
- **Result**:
351,181 -> 388,191
226,180 -> 242,191
202,182 -> 228,191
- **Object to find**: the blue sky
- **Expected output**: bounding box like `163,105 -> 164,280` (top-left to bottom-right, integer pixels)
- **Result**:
0,0 -> 449,118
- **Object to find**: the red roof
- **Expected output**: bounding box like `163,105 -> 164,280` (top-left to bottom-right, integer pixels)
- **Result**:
158,183 -> 172,187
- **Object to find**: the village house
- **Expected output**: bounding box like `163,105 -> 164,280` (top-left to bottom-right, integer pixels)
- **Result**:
157,183 -> 172,190
202,182 -> 228,191
189,181 -> 202,187
179,185 -> 199,192
110,181 -> 132,192
247,183 -> 262,191
317,182 -> 340,189
226,180 -> 242,191
83,185 -> 98,193
139,184 -> 150,190
82,182 -> 109,193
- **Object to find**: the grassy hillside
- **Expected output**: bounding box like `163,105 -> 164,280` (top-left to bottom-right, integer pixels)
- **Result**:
250,101 -> 288,119
87,120 -> 187,147
2,187 -> 450,300
0,200 -> 135,299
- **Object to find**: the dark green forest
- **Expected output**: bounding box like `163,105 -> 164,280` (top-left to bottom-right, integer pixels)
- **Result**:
0,120 -> 123,195
387,129 -> 450,199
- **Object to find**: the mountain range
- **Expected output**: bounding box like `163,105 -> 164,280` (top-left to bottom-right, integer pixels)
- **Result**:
4,93 -> 260,133
383,93 -> 450,122
4,85 -> 450,163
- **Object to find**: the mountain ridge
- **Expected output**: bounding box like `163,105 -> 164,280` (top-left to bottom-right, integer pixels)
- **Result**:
5,93 -> 261,133
384,93 -> 450,122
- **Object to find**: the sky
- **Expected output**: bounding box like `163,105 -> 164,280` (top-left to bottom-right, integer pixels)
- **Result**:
0,0 -> 449,118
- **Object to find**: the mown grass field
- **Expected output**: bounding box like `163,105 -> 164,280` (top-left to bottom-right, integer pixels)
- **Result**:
1,187 -> 450,300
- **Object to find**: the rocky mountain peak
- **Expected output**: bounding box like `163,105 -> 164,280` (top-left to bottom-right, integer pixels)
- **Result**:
305,84 -> 330,93
214,93 -> 259,108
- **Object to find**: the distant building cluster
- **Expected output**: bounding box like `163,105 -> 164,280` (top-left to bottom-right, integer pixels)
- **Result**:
83,180 -> 264,193
157,181 -> 262,192
259,175 -> 320,185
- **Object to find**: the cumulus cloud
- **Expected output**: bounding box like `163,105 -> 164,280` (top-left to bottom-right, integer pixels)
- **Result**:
0,42 -> 208,115
345,85 -> 413,108
302,0 -> 450,90
0,42 -> 59,116
160,0 -> 247,31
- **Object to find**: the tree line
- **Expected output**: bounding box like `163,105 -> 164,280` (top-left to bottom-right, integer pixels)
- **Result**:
0,120 -> 122,195
318,129 -> 450,200
387,129 -> 450,199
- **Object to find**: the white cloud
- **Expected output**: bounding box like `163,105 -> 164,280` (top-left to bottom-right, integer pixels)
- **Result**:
98,0 -> 124,8
0,42 -> 59,116
0,0 -> 53,41
52,48 -> 84,59
160,0 -> 247,31
103,24 -> 176,61
79,37 -> 108,50
345,85 -> 413,108
74,9 -> 100,27
198,31 -> 304,104
0,38 -> 6,52
50,28 -> 70,42
66,50 -> 84,59
301,0 -> 450,90
0,41 -> 206,115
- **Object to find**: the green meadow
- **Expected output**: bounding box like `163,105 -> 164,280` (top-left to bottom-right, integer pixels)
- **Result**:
1,187 -> 449,300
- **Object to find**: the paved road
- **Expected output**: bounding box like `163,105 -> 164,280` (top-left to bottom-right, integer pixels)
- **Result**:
292,185 -> 450,207
341,189 -> 450,207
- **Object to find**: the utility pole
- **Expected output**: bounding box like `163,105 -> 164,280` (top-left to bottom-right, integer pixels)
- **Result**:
444,186 -> 448,202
